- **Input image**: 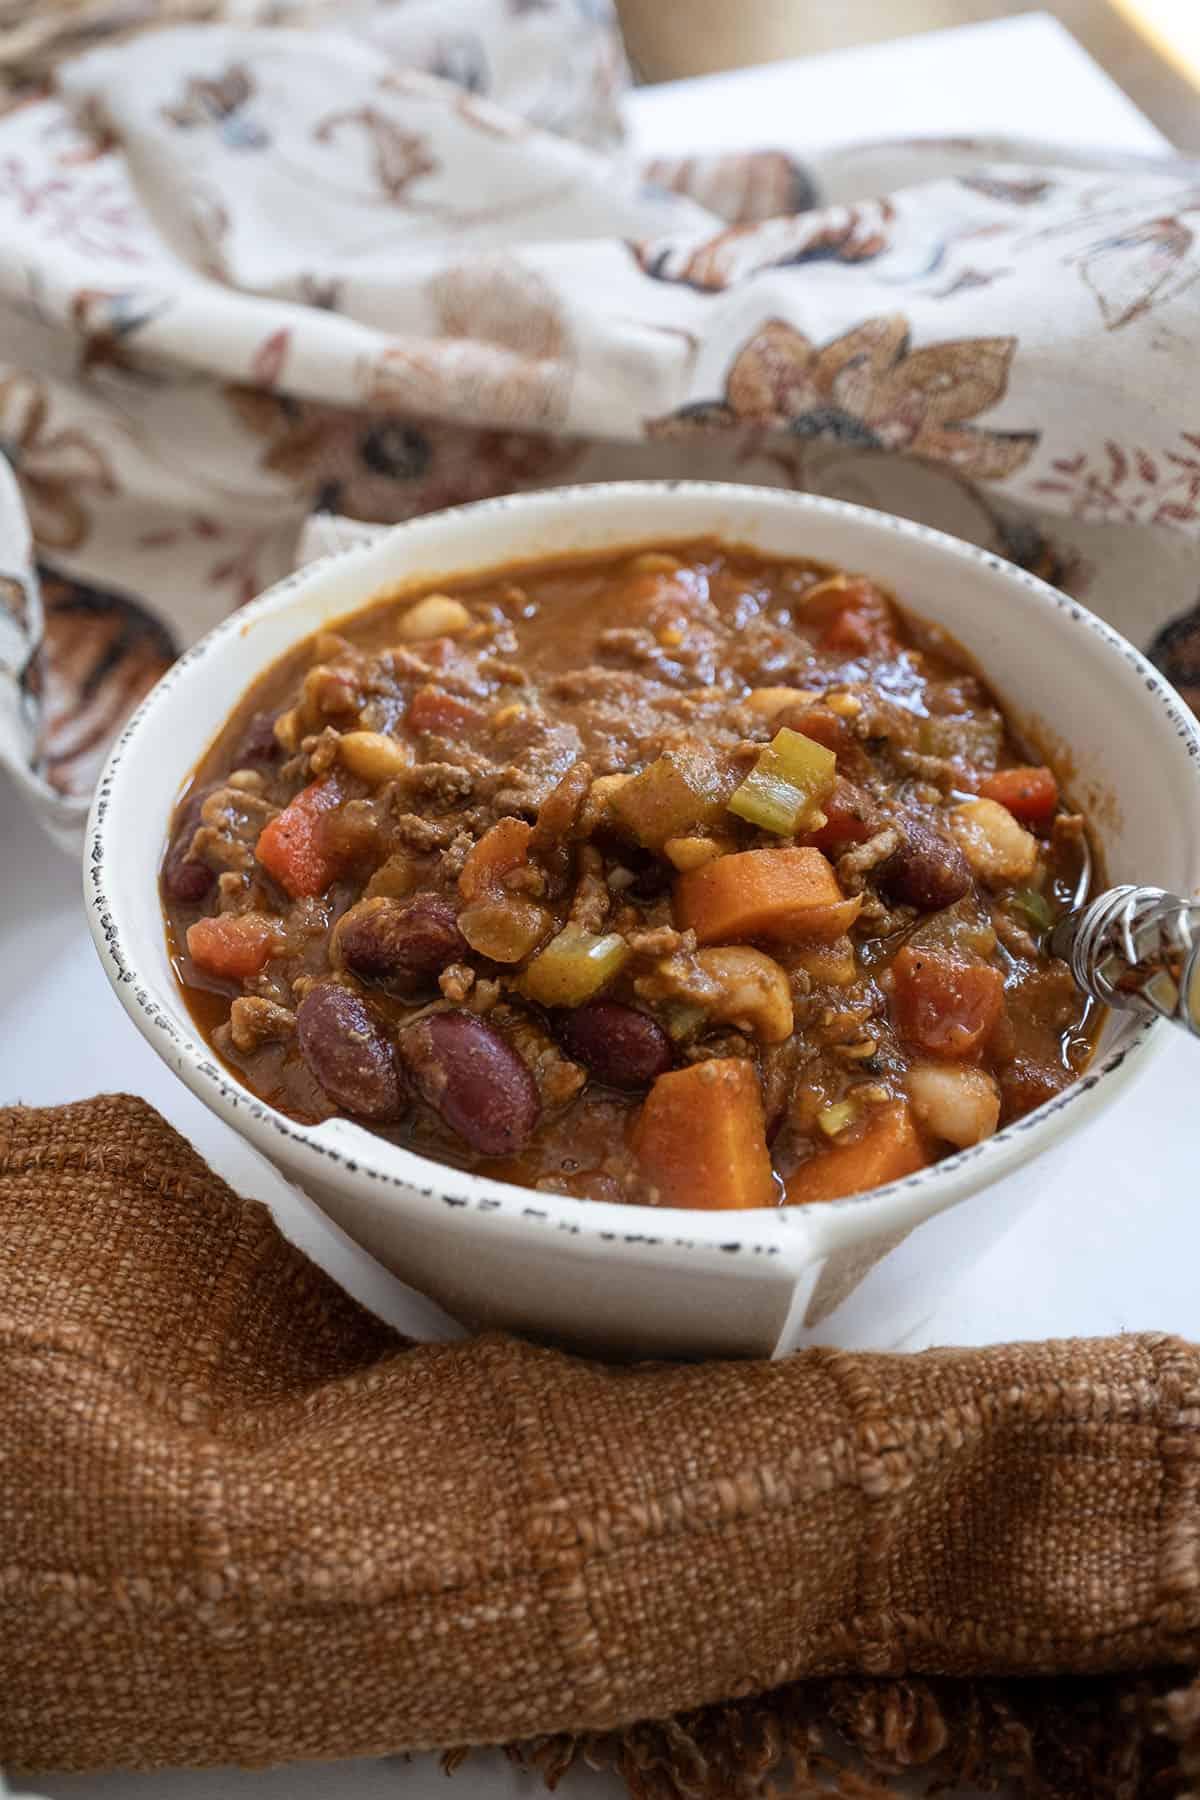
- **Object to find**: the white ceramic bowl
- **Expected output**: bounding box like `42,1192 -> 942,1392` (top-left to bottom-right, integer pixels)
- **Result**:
85,484 -> 1200,1358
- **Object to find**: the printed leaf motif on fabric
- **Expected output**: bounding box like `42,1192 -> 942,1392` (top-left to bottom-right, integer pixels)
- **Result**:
227,387 -> 437,521
1149,591 -> 1200,713
225,376 -> 579,526
0,374 -> 116,552
930,267 -> 1011,301
641,150 -> 821,227
313,108 -> 437,202
69,287 -> 173,379
375,69 -> 529,141
650,316 -> 1038,484
0,155 -> 143,261
162,64 -> 268,150
452,90 -> 531,141
1033,434 -> 1200,528
134,514 -> 294,612
30,566 -> 176,796
633,200 -> 893,294
1074,214 -> 1200,330
50,95 -> 118,167
365,256 -> 572,430
959,173 -> 1056,206
249,326 -> 291,390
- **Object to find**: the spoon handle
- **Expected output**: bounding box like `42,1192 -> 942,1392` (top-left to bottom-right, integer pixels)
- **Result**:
1049,885 -> 1200,1039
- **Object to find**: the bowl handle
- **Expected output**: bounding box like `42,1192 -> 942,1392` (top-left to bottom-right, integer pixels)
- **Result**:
779,1170 -> 952,1264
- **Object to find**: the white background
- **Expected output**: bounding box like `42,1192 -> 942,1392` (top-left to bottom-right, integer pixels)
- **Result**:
2,15 -> 1192,1799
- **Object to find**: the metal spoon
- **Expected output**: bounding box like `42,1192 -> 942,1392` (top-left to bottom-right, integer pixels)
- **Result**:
1049,838 -> 1200,1039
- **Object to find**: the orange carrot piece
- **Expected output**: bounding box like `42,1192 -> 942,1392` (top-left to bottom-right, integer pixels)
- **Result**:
458,817 -> 532,902
185,912 -> 277,981
674,847 -> 861,946
408,685 -> 483,737
255,780 -> 342,898
979,765 -> 1059,824
891,945 -> 1005,1060
633,1059 -> 776,1211
785,1100 -> 927,1206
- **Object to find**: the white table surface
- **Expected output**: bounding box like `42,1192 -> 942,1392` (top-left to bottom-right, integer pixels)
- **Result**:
3,14 -> 1190,1798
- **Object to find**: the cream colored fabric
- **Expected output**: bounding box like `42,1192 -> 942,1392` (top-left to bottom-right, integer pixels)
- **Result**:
1,1 -> 1199,820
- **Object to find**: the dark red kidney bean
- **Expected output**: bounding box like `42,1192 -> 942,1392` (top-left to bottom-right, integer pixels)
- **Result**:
162,795 -> 213,904
296,984 -> 405,1122
878,817 -> 970,912
557,1000 -> 672,1091
163,855 -> 214,904
399,1011 -> 539,1155
235,711 -> 283,764
339,896 -> 466,998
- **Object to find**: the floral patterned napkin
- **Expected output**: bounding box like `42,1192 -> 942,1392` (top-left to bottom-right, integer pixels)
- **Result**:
2,0 -> 1199,845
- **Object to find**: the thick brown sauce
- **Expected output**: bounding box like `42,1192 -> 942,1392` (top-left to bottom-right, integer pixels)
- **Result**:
163,539 -> 1099,1206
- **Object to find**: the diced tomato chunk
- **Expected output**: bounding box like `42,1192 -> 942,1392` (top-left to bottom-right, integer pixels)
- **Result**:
803,577 -> 897,655
255,780 -> 342,898
799,777 -> 878,853
186,912 -> 276,981
408,685 -> 482,736
891,944 -> 1005,1060
776,704 -> 853,757
979,765 -> 1059,824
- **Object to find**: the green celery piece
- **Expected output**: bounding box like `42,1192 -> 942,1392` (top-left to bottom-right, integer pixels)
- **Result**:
520,925 -> 630,1008
1011,887 -> 1054,933
727,727 -> 836,836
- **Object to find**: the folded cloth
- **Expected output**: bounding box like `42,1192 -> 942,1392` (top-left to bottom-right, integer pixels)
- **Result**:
2,1 -> 1200,836
3,1093 -> 1200,1793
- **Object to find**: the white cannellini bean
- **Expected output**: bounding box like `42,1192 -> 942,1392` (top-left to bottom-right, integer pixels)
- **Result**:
906,1061 -> 1000,1148
693,946 -> 794,1044
396,593 -> 472,640
663,835 -> 728,872
950,797 -> 1038,883
745,686 -> 820,719
337,729 -> 410,784
580,773 -> 633,834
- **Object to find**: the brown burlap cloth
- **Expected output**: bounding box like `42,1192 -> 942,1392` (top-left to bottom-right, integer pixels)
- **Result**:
5,1095 -> 1200,1796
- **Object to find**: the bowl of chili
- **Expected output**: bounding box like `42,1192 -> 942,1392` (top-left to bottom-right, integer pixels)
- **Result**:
86,484 -> 1200,1357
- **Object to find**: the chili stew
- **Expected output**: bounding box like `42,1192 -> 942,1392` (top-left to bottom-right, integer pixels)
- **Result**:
162,540 -> 1098,1210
